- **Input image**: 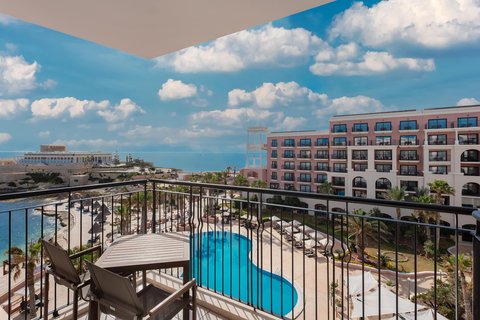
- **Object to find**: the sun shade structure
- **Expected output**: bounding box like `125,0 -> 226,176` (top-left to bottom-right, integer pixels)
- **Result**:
0,0 -> 332,58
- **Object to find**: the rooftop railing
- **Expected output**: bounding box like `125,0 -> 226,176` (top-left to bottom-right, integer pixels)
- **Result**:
0,180 -> 478,320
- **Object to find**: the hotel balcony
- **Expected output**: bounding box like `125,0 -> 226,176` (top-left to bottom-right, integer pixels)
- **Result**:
0,180 -> 478,320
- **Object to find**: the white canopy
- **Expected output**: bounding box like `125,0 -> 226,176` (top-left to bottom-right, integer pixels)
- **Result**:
319,237 -> 347,251
271,216 -> 281,222
307,231 -> 325,240
384,309 -> 449,320
302,226 -> 315,234
284,226 -> 300,235
291,220 -> 302,227
347,272 -> 378,297
294,233 -> 308,242
304,239 -> 319,249
351,285 -> 423,319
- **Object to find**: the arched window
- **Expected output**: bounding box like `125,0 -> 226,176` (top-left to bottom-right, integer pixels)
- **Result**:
353,177 -> 367,188
462,182 -> 480,196
461,149 -> 479,162
375,178 -> 392,190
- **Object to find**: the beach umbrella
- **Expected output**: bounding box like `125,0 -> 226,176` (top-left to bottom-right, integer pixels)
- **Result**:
95,210 -> 108,222
294,233 -> 308,242
284,226 -> 299,235
307,231 -> 325,240
291,220 -> 302,227
92,201 -> 102,210
304,239 -> 319,249
88,222 -> 103,234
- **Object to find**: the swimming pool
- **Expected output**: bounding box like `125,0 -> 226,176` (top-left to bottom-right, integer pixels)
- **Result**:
191,231 -> 298,317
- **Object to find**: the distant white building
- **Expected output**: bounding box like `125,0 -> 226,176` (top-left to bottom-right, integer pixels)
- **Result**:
20,145 -> 113,165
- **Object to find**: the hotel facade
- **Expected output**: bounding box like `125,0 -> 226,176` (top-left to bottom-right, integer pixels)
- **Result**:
266,105 -> 480,211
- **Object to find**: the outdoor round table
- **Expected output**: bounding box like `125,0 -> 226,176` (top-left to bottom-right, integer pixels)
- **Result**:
90,233 -> 191,319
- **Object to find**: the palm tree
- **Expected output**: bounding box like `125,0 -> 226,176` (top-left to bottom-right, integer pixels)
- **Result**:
251,180 -> 267,188
233,174 -> 249,187
412,193 -> 436,240
428,180 -> 455,250
386,186 -> 407,219
338,209 -> 390,261
5,240 -> 42,317
319,181 -> 334,194
445,254 -> 472,320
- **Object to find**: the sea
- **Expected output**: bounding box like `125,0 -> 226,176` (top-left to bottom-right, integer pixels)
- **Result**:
0,151 -> 245,172
0,200 -> 57,261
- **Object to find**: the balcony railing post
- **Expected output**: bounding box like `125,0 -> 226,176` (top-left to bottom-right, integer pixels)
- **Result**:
152,182 -> 156,233
473,210 -> 480,320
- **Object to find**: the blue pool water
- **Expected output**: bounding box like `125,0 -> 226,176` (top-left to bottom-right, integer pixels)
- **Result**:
191,231 -> 298,317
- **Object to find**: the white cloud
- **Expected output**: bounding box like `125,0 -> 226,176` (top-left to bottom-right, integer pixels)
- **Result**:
0,98 -> 30,118
0,133 -> 11,144
38,131 -> 50,138
0,14 -> 18,25
457,97 -> 480,106
228,81 -> 328,109
314,95 -> 386,118
97,98 -> 144,123
0,54 -> 39,96
310,51 -> 435,76
158,79 -> 198,101
191,108 -> 281,128
31,97 -> 109,119
155,24 -> 326,73
52,139 -> 126,149
329,0 -> 480,49
276,116 -> 307,131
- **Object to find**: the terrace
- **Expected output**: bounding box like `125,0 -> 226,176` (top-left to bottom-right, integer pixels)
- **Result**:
0,179 -> 478,319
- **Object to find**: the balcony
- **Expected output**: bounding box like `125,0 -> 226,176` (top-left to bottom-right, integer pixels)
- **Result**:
315,165 -> 329,172
0,180 -> 477,320
331,153 -> 347,160
298,177 -> 312,182
297,153 -> 311,159
282,176 -> 295,181
315,154 -> 329,160
298,165 -> 312,171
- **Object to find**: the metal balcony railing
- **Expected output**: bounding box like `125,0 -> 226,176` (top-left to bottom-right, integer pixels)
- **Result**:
0,180 -> 478,320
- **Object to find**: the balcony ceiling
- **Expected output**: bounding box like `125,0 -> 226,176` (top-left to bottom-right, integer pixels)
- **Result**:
0,0 -> 332,59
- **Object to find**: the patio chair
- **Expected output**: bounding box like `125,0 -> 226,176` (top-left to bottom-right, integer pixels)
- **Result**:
42,240 -> 101,319
86,262 -> 197,320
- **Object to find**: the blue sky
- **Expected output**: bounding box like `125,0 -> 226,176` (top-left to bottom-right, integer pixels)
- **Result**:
0,0 -> 479,153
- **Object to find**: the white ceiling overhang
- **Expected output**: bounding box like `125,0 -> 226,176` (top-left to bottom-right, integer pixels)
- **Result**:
0,0 -> 332,59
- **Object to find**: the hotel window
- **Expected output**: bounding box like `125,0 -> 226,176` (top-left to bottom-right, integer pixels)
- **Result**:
298,150 -> 311,158
332,124 -> 347,133
429,151 -> 447,161
375,136 -> 391,145
353,190 -> 367,198
316,174 -> 327,183
332,176 -> 345,186
458,117 -> 478,128
428,134 -> 447,145
429,166 -> 448,174
284,184 -> 295,191
316,162 -> 329,171
271,139 -> 278,147
461,150 -> 479,162
333,137 -> 347,146
354,136 -> 368,146
333,163 -> 347,172
428,119 -> 447,129
376,178 -> 392,190
332,150 -> 347,159
462,166 -> 479,176
300,185 -> 312,192
400,150 -> 418,160
283,139 -> 295,147
463,183 -> 480,196
401,180 -> 418,192
375,121 -> 392,131
375,164 -> 392,172
299,162 -> 311,170
270,183 -> 279,189
271,172 -> 278,180
284,172 -> 295,181
299,138 -> 311,147
299,173 -> 311,182
400,135 -> 418,145
400,165 -> 417,176
271,150 -> 277,158
399,120 -> 418,130
459,133 -> 478,145
283,150 -> 295,158
353,163 -> 368,171
375,150 -> 392,160
352,150 -> 368,160
353,123 -> 368,132
271,161 -> 277,168
283,161 -> 295,169
316,150 -> 329,159
353,177 -> 367,188
316,138 -> 329,146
